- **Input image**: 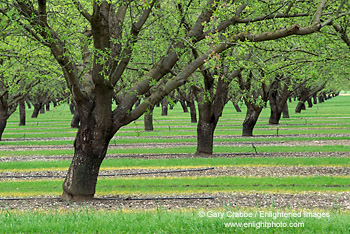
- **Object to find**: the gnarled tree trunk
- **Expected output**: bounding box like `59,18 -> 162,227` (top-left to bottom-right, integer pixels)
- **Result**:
62,88 -> 114,201
242,104 -> 262,136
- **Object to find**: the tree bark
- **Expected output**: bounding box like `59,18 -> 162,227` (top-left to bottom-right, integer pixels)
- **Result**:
295,101 -> 305,113
40,104 -> 45,114
71,109 -> 80,128
161,98 -> 168,116
187,100 -> 197,123
242,105 -> 262,136
69,103 -> 75,115
31,104 -> 41,118
282,102 -> 289,118
0,118 -> 6,141
144,107 -> 154,131
62,88 -> 114,201
268,78 -> 290,125
179,100 -> 188,112
307,98 -> 313,108
313,94 -> 317,105
196,119 -> 216,155
19,99 -> 26,126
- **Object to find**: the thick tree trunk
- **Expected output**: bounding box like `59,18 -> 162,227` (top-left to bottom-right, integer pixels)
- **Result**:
307,98 -> 313,108
318,95 -> 324,103
62,88 -> 114,201
195,120 -> 216,155
144,107 -> 154,131
161,98 -> 168,116
62,127 -> 111,201
0,117 -> 7,141
71,109 -> 80,128
269,107 -> 282,125
282,102 -> 289,118
187,100 -> 197,123
268,81 -> 290,125
295,101 -> 305,113
31,104 -> 41,118
19,100 -> 26,126
69,103 -> 75,115
242,105 -> 262,136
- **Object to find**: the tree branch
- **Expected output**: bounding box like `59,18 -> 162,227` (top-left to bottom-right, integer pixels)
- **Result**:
110,0 -> 156,86
73,0 -> 92,22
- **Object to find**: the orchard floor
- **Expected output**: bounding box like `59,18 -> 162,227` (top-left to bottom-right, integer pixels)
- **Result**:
1,96 -> 350,214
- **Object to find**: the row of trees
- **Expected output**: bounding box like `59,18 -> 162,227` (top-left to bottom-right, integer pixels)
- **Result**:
1,0 -> 349,201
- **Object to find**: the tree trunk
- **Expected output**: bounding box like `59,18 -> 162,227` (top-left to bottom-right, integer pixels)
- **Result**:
31,104 -> 41,118
62,88 -> 114,201
46,101 -> 50,111
180,100 -> 188,112
69,103 -> 75,114
161,98 -> 168,116
295,101 -> 305,113
26,101 -> 31,109
307,98 -> 313,108
195,120 -> 216,155
71,109 -> 80,128
0,118 -> 6,141
242,105 -> 262,136
62,126 -> 111,201
187,100 -> 197,123
282,102 -> 289,118
40,104 -> 45,114
144,107 -> 154,131
19,100 -> 26,126
268,91 -> 282,125
318,95 -> 324,103
313,94 -> 317,105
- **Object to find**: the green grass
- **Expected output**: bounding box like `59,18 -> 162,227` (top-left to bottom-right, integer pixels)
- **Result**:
1,176 -> 350,196
1,157 -> 350,172
1,208 -> 349,234
1,135 -> 350,147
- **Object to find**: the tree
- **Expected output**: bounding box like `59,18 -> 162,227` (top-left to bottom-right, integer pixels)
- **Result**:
6,0 -> 342,201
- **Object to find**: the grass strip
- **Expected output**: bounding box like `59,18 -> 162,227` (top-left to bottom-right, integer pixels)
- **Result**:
1,136 -> 350,146
1,157 -> 350,172
1,176 -> 350,197
1,145 -> 350,157
0,208 -> 349,234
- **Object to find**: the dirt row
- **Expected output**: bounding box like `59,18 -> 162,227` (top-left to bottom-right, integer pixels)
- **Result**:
1,192 -> 349,211
1,151 -> 349,163
1,139 -> 350,152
